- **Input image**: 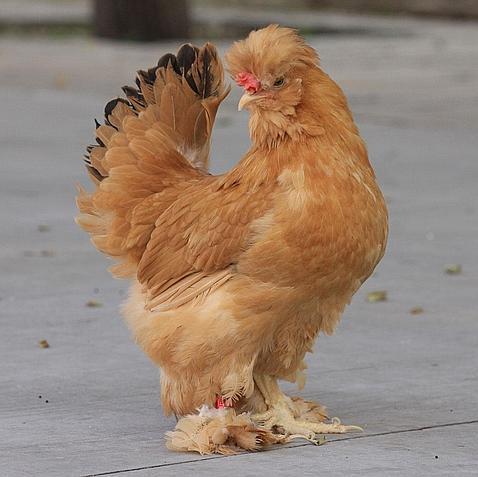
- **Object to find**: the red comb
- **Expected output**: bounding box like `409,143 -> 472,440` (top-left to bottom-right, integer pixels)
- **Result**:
235,72 -> 261,94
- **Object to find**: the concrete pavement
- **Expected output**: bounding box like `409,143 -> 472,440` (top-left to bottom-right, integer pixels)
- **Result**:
0,13 -> 477,476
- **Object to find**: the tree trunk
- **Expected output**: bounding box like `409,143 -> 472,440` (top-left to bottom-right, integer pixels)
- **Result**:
93,0 -> 189,41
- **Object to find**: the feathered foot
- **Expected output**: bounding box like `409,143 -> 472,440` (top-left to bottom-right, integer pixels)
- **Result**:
289,396 -> 329,422
251,375 -> 362,443
166,405 -> 287,455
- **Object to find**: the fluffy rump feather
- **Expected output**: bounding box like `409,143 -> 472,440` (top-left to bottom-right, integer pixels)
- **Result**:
76,42 -> 229,279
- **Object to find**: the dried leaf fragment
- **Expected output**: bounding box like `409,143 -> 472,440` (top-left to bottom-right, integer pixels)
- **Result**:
410,306 -> 424,315
38,339 -> 50,349
367,290 -> 387,303
444,264 -> 462,275
86,300 -> 102,308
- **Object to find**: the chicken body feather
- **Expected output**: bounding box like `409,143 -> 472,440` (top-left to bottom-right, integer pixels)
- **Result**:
77,26 -> 388,448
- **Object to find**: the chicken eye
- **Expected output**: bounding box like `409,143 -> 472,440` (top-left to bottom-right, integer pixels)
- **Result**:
273,77 -> 285,87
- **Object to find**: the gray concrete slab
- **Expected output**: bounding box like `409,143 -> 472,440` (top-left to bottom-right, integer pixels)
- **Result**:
0,14 -> 477,477
130,423 -> 478,477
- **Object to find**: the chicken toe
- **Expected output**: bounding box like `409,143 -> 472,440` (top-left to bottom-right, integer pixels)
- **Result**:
251,374 -> 362,442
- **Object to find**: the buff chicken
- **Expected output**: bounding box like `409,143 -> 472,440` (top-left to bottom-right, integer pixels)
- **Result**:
76,25 -> 388,454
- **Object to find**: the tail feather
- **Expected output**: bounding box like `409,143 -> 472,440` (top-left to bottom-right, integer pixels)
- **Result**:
77,42 -> 229,276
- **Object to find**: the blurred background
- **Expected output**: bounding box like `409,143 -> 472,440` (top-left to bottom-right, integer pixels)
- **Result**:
1,1 -> 477,475
1,1 -> 478,40
1,0 -> 477,130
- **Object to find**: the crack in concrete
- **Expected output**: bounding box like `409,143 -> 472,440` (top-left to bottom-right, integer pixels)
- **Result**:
81,419 -> 478,476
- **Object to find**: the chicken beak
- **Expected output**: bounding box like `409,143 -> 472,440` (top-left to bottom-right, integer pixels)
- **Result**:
238,92 -> 261,111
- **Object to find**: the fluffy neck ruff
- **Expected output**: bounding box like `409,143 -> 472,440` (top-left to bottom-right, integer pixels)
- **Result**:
248,109 -> 309,149
248,71 -> 357,150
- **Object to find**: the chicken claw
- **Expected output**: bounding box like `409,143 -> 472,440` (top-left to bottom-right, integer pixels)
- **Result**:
251,375 -> 362,442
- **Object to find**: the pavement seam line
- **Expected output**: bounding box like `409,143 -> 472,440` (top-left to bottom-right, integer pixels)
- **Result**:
80,419 -> 478,476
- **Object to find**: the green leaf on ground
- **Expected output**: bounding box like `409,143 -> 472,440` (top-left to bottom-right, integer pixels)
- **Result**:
444,264 -> 462,275
367,290 -> 387,303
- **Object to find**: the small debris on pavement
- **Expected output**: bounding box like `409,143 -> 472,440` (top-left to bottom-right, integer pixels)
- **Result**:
38,339 -> 49,349
410,307 -> 424,315
444,264 -> 462,275
86,300 -> 102,308
367,290 -> 387,303
37,224 -> 51,232
53,72 -> 70,90
24,250 -> 55,257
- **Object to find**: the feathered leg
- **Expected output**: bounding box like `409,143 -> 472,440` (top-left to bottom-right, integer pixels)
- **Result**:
251,375 -> 362,441
165,404 -> 287,455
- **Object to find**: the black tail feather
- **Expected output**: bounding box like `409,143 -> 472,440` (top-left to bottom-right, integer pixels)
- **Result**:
84,42 -> 223,180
